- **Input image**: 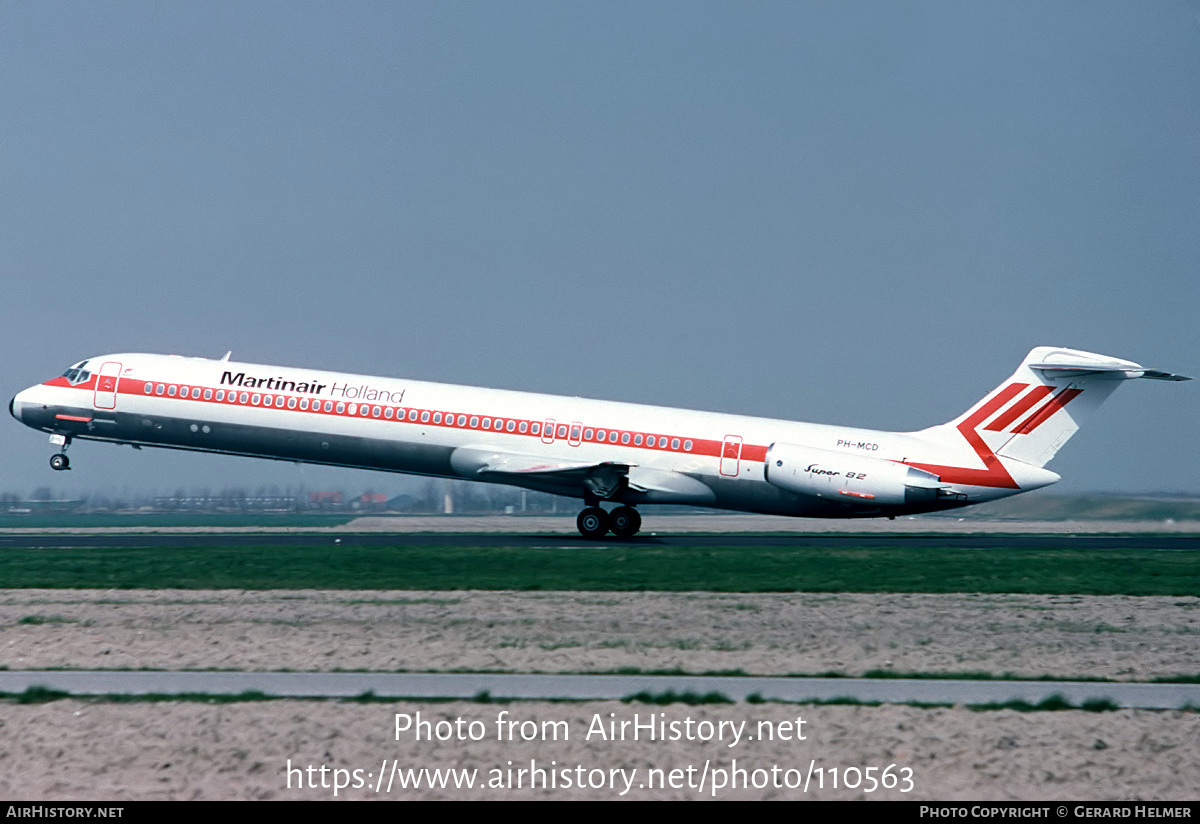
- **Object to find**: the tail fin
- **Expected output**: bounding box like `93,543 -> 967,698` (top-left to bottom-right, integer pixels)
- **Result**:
931,346 -> 1189,470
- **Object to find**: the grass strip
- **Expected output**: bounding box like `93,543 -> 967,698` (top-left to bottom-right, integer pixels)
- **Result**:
0,542 -> 1196,594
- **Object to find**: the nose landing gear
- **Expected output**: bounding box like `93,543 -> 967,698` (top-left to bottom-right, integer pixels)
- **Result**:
49,435 -> 71,471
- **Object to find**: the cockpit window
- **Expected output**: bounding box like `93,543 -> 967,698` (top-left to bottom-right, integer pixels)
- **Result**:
62,366 -> 92,386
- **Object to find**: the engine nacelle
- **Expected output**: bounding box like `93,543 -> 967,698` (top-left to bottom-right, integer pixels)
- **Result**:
764,443 -> 946,507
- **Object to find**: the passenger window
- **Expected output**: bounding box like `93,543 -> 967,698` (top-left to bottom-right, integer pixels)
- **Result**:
621,433 -> 630,444
634,434 -> 643,446
518,421 -> 527,433
671,438 -> 680,449
168,386 -> 177,397
143,382 -> 153,394
684,440 -> 693,451
204,389 -> 213,400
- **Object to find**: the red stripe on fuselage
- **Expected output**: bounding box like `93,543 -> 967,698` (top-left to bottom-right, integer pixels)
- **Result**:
44,372 -> 767,466
904,383 -> 1025,489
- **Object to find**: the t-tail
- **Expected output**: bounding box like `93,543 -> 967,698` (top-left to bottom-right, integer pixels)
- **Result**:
905,347 -> 1190,497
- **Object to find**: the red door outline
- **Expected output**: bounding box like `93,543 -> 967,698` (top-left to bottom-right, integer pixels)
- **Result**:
93,361 -> 122,410
720,435 -> 743,477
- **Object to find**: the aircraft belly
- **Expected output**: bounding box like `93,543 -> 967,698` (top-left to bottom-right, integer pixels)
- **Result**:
50,408 -> 457,477
704,474 -> 967,519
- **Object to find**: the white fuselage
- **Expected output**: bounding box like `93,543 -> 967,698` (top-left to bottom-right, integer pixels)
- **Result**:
9,352 -> 1060,520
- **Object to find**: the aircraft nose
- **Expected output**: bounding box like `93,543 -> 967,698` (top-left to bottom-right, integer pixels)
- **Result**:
9,386 -> 35,423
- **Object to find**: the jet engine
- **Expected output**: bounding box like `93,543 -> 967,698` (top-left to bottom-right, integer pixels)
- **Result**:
764,443 -> 946,507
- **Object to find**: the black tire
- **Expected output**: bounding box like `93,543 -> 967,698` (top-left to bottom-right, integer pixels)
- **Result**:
609,506 -> 642,538
49,453 -> 70,471
576,507 -> 610,539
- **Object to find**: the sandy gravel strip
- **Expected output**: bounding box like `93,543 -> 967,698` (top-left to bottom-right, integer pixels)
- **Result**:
2,589 -> 1196,681
1,700 -> 1196,800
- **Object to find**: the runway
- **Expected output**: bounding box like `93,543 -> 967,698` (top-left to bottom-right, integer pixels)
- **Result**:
0,531 -> 1195,551
2,670 -> 1196,710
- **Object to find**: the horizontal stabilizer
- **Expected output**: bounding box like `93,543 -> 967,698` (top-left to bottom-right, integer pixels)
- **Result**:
1028,350 -> 1192,381
1138,369 -> 1192,381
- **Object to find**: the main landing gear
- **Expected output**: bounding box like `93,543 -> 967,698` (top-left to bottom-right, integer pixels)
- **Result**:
576,505 -> 642,540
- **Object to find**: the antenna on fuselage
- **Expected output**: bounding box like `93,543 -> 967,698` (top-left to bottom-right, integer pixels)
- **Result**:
220,351 -> 232,361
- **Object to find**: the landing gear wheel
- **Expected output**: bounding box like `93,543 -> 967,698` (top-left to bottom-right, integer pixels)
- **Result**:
576,507 -> 610,539
49,453 -> 70,471
608,506 -> 642,538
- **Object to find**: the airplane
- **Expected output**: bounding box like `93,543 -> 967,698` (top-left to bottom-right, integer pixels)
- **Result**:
8,346 -> 1190,538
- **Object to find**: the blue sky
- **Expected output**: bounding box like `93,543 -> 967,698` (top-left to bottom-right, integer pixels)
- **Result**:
2,1 -> 1197,498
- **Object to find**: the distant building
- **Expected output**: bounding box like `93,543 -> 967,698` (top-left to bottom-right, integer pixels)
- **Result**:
352,493 -> 388,512
307,491 -> 344,510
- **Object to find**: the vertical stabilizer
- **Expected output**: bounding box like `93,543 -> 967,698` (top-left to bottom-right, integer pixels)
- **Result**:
926,347 -> 1189,471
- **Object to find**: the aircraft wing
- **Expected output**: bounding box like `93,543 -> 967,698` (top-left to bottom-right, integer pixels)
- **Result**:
450,446 -> 633,499
449,446 -> 716,504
